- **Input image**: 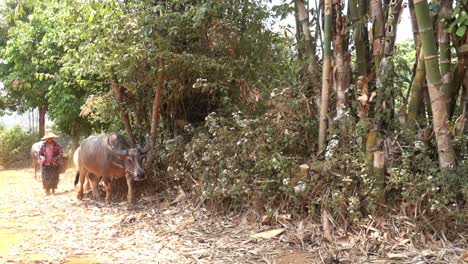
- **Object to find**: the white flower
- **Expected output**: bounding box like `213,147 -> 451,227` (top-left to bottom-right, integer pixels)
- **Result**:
270,89 -> 277,98
294,182 -> 306,193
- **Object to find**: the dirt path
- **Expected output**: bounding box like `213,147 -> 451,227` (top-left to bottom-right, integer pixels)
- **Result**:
0,169 -> 466,264
0,169 -> 311,264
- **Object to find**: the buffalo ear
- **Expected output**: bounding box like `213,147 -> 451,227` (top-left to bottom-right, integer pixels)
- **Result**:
107,137 -> 128,158
138,134 -> 151,155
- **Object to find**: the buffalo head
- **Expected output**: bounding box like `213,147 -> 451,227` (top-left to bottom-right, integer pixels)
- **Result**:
108,135 -> 150,181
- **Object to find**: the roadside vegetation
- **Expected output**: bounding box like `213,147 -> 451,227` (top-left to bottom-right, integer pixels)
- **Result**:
0,0 -> 466,249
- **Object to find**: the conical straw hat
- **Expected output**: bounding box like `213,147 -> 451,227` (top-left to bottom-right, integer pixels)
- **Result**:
41,130 -> 59,140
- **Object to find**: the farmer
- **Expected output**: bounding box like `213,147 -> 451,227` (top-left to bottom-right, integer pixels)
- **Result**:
38,130 -> 64,195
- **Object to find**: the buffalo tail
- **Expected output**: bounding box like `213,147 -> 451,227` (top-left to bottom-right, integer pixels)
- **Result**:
74,171 -> 80,186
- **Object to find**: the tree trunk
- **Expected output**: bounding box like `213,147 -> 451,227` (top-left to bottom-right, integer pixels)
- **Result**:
71,122 -> 79,153
111,80 -> 135,146
38,105 -> 47,139
150,59 -> 165,147
414,0 -> 456,170
318,0 -> 332,155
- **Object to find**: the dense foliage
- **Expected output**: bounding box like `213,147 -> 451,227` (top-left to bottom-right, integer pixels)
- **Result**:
0,126 -> 37,168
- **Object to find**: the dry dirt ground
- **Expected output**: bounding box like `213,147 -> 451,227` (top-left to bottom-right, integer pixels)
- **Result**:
0,168 -> 466,264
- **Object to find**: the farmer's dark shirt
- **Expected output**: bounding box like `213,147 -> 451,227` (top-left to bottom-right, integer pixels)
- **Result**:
39,141 -> 63,166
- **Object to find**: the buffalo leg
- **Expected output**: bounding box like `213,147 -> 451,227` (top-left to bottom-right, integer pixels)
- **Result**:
103,177 -> 112,204
89,173 -> 102,202
77,168 -> 87,200
125,174 -> 134,204
84,175 -> 91,192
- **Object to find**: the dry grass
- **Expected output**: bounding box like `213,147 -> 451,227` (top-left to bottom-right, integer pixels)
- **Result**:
0,169 -> 466,263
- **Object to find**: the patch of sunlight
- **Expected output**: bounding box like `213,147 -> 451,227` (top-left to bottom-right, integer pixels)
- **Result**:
29,253 -> 48,261
64,255 -> 101,264
0,228 -> 21,257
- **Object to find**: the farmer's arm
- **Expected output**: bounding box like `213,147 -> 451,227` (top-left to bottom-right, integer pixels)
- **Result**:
38,143 -> 46,164
53,144 -> 63,165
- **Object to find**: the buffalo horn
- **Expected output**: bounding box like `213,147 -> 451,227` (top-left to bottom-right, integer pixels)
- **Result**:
138,134 -> 151,154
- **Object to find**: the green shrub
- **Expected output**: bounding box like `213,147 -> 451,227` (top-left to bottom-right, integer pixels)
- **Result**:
153,87 -> 468,226
0,126 -> 38,168
155,89 -> 317,212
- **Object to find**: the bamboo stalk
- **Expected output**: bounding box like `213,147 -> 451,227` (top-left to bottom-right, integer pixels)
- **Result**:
349,0 -> 368,77
366,129 -> 378,169
333,0 -> 350,141
407,49 -> 426,123
437,0 -> 452,79
373,151 -> 385,204
318,0 -> 332,155
297,0 -> 316,57
384,0 -> 403,56
408,0 -> 421,55
375,0 -> 403,127
370,0 -> 384,73
414,0 -> 456,170
321,208 -> 333,241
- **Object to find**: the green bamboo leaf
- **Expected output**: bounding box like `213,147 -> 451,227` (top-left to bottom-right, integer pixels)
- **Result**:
455,12 -> 466,24
455,25 -> 466,37
447,22 -> 456,33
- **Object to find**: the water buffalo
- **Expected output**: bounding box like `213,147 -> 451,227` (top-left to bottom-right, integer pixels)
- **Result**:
75,132 -> 150,204
73,146 -> 91,191
31,141 -> 43,179
73,146 -> 80,168
31,141 -> 69,178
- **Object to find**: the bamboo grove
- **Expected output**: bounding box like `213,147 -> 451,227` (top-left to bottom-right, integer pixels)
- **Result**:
302,0 -> 467,209
312,0 -> 467,171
